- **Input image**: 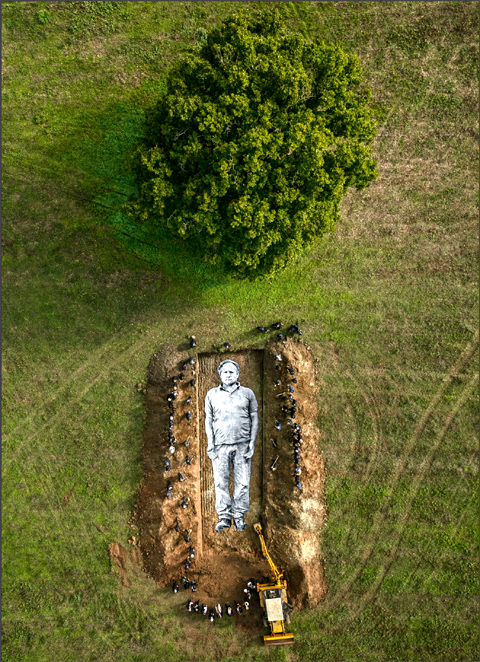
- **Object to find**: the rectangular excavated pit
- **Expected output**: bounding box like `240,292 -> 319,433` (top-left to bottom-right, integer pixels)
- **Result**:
197,350 -> 264,558
138,339 -> 327,608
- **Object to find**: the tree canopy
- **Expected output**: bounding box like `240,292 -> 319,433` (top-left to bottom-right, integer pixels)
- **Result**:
125,10 -> 379,279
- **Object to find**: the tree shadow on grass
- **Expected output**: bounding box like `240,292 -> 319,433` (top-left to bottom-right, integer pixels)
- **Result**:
58,99 -> 237,296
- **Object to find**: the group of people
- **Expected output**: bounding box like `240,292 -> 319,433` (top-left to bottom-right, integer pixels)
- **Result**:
164,360 -> 199,578
271,353 -> 303,490
164,357 -> 197,502
181,578 -> 258,622
172,576 -> 197,593
256,320 -> 303,340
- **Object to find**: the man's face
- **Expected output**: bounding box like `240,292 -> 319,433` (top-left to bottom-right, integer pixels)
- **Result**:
219,363 -> 238,386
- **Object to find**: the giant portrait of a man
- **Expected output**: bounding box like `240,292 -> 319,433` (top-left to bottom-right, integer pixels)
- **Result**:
205,359 -> 259,532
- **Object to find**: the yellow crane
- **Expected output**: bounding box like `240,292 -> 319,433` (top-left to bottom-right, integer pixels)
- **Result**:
254,522 -> 295,646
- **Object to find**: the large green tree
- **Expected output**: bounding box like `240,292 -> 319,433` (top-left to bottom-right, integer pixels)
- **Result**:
126,10 -> 379,278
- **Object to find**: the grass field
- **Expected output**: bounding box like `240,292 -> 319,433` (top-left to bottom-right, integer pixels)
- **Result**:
2,1 -> 478,660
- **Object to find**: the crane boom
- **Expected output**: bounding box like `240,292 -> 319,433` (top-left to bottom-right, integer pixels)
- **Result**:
254,523 -> 283,585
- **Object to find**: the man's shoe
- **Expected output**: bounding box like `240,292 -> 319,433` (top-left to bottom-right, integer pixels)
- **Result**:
233,517 -> 247,532
215,519 -> 232,532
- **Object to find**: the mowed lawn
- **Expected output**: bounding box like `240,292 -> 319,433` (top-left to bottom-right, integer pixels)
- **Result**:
2,2 -> 478,661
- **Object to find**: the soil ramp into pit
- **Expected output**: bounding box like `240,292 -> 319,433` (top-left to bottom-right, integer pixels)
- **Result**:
132,338 -> 327,609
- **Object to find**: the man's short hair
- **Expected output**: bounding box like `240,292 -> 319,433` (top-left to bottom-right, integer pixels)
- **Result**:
217,359 -> 240,377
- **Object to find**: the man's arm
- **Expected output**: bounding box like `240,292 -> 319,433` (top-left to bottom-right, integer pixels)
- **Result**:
205,393 -> 217,460
245,409 -> 259,460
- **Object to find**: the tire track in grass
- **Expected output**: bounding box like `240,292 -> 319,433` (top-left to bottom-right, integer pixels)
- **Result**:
408,497 -> 474,606
374,495 -> 473,624
324,330 -> 478,610
359,388 -> 382,484
307,371 -> 478,638
3,330 -> 142,441
3,330 -> 162,603
5,317 -> 189,624
321,346 -> 384,484
344,375 -> 383,484
355,371 -> 478,611
355,364 -> 479,386
321,478 -> 477,638
2,329 -> 158,472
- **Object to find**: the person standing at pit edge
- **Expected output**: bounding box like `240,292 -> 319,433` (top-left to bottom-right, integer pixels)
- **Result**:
205,360 -> 259,533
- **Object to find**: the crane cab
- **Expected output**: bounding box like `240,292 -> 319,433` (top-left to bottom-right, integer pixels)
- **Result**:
256,583 -> 294,645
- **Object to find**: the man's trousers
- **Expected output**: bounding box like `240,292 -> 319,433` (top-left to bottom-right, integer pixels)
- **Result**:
210,442 -> 252,521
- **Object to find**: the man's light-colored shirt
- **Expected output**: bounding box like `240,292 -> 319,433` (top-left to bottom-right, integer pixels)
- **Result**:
205,381 -> 258,445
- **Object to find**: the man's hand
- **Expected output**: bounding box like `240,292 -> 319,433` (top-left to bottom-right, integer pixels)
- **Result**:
207,447 -> 217,461
244,446 -> 255,460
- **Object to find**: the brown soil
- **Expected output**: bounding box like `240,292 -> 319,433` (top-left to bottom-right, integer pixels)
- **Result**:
131,338 -> 327,611
109,541 -> 138,588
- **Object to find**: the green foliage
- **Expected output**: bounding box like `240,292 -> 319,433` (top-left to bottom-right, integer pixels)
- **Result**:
36,9 -> 50,26
126,9 -> 379,279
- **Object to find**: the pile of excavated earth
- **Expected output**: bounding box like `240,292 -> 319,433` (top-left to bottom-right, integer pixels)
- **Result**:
129,334 -> 327,620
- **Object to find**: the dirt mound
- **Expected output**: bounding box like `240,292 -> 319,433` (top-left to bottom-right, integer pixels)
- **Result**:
109,541 -> 139,587
131,338 -> 327,610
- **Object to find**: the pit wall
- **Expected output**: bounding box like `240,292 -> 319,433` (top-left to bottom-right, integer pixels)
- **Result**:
262,339 -> 327,609
132,345 -> 202,583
